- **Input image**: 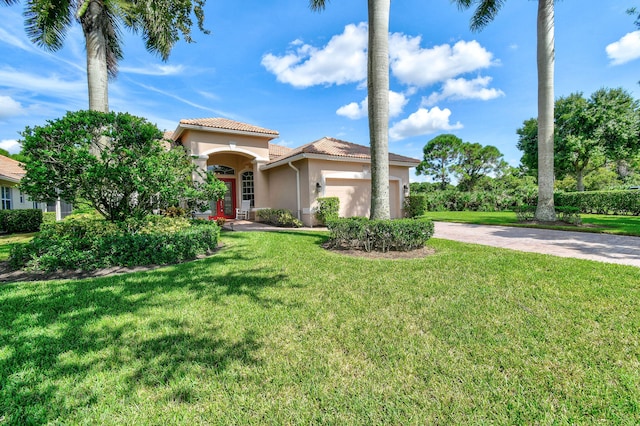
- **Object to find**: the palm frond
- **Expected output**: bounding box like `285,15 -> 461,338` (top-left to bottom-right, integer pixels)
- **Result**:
24,0 -> 74,50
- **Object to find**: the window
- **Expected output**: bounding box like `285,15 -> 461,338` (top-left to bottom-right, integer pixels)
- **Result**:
207,164 -> 235,175
241,171 -> 254,207
1,187 -> 11,210
19,191 -> 24,203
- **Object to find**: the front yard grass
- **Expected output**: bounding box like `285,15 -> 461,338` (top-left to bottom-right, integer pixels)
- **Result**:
424,211 -> 640,236
1,230 -> 639,424
0,233 -> 35,262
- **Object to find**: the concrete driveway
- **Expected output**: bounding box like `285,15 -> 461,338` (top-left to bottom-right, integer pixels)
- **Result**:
434,222 -> 640,268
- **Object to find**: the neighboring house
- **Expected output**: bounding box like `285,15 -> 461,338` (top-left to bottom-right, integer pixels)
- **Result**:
0,154 -> 72,219
168,118 -> 420,226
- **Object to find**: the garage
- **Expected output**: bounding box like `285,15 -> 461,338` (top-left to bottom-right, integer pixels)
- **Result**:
324,178 -> 401,219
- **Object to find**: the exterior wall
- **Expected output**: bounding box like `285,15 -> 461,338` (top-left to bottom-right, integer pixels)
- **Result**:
296,159 -> 412,225
265,162 -> 299,219
179,129 -> 273,219
0,178 -> 45,211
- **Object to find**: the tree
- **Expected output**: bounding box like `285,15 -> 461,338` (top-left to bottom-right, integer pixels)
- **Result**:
454,142 -> 506,191
311,0 -> 392,219
517,88 -> 640,191
452,0 -> 556,221
416,134 -> 463,189
19,110 -> 226,221
9,0 -> 209,112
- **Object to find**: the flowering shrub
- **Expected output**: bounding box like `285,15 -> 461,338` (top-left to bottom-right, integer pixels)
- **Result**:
208,215 -> 226,226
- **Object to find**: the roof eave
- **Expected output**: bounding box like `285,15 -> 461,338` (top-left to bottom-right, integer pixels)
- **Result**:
176,123 -> 279,141
261,153 -> 419,170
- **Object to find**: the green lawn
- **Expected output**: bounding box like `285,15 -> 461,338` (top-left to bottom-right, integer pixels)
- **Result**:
0,233 -> 35,262
424,211 -> 640,236
1,231 -> 639,424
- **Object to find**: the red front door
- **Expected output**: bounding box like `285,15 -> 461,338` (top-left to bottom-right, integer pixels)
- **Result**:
216,179 -> 236,219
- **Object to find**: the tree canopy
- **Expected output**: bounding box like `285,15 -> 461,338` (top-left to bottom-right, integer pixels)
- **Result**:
517,88 -> 640,191
19,110 -> 226,221
417,134 -> 505,191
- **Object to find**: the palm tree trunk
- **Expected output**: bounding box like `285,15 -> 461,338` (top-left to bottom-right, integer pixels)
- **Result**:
81,0 -> 109,113
367,0 -> 390,220
535,0 -> 556,221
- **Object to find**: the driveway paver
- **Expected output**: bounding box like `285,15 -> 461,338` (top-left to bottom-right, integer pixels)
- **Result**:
434,222 -> 640,268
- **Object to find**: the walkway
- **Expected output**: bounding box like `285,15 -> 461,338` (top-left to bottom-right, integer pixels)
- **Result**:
227,220 -> 640,268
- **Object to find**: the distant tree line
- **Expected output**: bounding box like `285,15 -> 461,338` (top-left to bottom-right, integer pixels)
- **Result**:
415,87 -> 640,194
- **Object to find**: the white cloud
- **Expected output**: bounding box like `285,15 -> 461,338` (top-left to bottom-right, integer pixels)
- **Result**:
389,37 -> 495,87
389,107 -> 462,141
261,23 -> 368,88
0,139 -> 21,154
422,76 -> 505,106
0,67 -> 85,101
120,64 -> 186,76
606,31 -> 640,65
0,96 -> 25,119
336,90 -> 408,120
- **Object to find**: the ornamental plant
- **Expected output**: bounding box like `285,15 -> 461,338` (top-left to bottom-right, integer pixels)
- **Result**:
19,110 -> 227,222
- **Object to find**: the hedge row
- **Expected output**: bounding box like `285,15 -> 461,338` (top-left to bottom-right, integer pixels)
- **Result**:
554,190 -> 640,215
407,189 -> 640,216
9,216 -> 220,271
0,209 -> 43,234
416,190 -> 538,213
326,217 -> 434,252
256,209 -> 303,227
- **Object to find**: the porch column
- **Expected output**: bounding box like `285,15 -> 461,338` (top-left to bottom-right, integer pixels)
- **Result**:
253,160 -> 269,211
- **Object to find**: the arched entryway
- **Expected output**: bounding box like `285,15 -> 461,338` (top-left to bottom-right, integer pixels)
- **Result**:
205,153 -> 258,219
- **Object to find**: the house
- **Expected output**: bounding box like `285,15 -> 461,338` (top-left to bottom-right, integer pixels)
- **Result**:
168,118 -> 420,226
0,154 -> 72,219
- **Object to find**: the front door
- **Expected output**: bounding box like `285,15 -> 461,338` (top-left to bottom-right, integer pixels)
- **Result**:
216,179 -> 236,219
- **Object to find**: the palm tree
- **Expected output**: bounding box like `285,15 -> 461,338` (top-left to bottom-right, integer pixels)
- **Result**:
310,0 -> 392,219
12,0 -> 208,112
452,0 -> 556,221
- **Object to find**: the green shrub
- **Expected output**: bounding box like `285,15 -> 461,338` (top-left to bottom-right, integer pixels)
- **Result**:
9,216 -> 219,271
514,205 -> 536,222
326,217 -> 434,252
514,205 -> 582,225
404,194 -> 427,218
424,189 -> 537,212
43,212 -> 56,225
256,209 -> 303,228
0,209 -> 43,234
555,190 -> 640,215
315,197 -> 340,225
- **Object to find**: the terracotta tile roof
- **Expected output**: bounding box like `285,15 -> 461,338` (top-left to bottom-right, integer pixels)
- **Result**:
163,130 -> 175,141
269,143 -> 294,160
179,118 -> 279,137
269,137 -> 420,165
0,154 -> 25,182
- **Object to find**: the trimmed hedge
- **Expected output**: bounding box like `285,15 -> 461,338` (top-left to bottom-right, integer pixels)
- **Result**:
555,190 -> 640,215
9,216 -> 220,271
256,209 -> 303,228
326,217 -> 434,252
315,197 -> 340,225
422,190 -> 537,212
404,194 -> 427,218
0,209 -> 43,234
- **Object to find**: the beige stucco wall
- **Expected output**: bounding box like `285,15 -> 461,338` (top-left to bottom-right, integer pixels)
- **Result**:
265,162 -> 299,219
178,129 -> 274,218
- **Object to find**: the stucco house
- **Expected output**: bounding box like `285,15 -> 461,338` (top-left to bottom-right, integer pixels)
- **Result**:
0,154 -> 71,219
168,118 -> 420,226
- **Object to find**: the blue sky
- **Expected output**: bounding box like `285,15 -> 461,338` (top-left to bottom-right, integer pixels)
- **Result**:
1,0 -> 639,181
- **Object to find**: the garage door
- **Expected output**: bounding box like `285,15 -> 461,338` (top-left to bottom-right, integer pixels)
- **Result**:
324,179 -> 400,218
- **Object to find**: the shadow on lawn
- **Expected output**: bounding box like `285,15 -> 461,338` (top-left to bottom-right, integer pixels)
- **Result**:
0,241 -> 287,424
